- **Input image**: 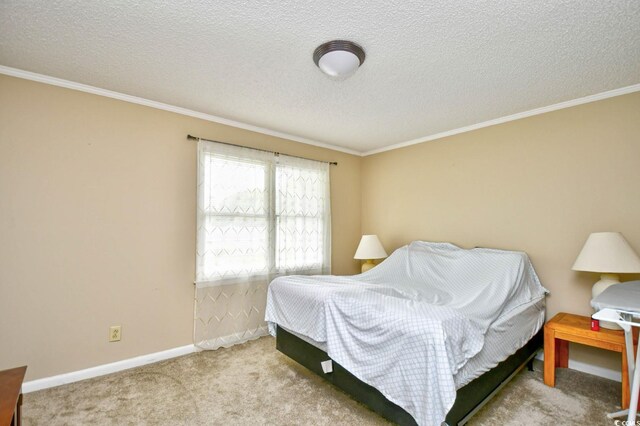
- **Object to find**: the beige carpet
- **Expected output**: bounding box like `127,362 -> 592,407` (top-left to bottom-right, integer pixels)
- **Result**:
23,336 -> 620,425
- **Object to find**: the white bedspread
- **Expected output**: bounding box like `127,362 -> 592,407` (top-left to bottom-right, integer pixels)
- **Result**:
265,241 -> 547,426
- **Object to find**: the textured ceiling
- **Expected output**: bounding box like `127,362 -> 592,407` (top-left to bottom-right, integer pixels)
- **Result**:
1,1 -> 639,154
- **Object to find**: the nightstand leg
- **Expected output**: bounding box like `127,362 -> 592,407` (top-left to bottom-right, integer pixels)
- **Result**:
544,328 -> 556,387
556,339 -> 569,368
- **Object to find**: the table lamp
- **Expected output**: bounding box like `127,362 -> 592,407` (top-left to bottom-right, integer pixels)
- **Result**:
572,231 -> 640,329
354,235 -> 388,273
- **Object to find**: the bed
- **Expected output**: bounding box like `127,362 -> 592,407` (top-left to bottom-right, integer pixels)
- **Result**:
265,241 -> 548,425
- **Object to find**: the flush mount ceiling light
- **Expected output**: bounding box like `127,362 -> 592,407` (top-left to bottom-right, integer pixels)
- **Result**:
313,40 -> 366,79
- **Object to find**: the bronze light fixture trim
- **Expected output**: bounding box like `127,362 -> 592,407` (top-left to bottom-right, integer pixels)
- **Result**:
313,40 -> 366,78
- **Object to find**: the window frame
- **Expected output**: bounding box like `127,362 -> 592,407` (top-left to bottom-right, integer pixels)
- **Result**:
198,149 -> 329,282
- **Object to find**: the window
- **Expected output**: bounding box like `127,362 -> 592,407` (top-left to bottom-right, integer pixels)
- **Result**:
275,163 -> 329,272
195,140 -> 331,285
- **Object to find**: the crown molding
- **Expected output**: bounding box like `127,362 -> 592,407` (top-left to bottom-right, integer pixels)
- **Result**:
362,83 -> 640,156
0,65 -> 361,156
2,65 -> 638,158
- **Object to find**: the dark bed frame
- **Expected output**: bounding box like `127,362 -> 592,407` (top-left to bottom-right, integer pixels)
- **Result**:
276,325 -> 543,425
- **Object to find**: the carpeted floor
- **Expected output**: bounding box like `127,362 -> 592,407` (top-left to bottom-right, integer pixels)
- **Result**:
23,336 -> 620,425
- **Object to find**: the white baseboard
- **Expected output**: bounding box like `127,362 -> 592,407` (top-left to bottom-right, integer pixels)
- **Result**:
23,338 -> 621,394
23,344 -> 198,393
534,351 -> 622,382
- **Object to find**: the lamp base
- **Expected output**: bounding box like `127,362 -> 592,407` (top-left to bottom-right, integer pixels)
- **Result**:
361,259 -> 375,273
592,274 -> 621,330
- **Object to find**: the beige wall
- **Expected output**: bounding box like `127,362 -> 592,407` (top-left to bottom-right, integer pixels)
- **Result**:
0,74 -> 362,380
3,71 -> 638,382
362,91 -> 640,373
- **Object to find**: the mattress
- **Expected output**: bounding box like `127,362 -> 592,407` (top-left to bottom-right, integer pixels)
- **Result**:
278,296 -> 545,390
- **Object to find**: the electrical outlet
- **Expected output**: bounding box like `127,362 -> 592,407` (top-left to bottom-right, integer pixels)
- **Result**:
109,325 -> 121,342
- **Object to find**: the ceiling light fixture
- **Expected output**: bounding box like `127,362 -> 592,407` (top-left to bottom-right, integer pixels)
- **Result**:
313,40 -> 366,79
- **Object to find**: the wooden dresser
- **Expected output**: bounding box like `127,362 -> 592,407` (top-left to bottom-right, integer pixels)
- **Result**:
0,366 -> 27,426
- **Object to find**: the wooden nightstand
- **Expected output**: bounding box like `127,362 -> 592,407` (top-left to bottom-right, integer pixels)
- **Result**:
544,312 -> 637,409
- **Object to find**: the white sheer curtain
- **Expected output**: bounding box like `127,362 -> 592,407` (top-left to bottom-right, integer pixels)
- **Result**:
275,155 -> 331,275
194,140 -> 330,349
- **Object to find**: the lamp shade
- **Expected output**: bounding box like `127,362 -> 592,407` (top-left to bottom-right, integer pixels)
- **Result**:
572,232 -> 640,273
354,235 -> 388,260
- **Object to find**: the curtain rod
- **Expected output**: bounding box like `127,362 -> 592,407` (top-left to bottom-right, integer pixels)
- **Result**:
187,135 -> 338,166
